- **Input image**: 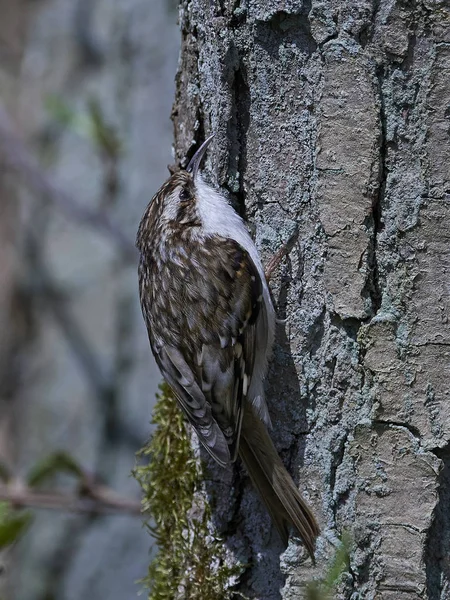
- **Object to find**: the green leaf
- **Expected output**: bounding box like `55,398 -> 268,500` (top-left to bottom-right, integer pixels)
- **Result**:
27,452 -> 83,487
305,531 -> 352,600
0,503 -> 32,548
323,529 -> 352,588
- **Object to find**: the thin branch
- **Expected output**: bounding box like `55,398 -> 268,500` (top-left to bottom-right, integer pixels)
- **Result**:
264,226 -> 300,283
0,483 -> 142,516
0,104 -> 137,262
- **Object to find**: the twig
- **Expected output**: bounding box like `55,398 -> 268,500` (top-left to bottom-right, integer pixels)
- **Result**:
0,104 -> 137,262
0,483 -> 142,516
264,226 -> 300,283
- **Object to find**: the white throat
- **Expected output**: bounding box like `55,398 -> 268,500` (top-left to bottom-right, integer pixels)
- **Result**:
195,175 -> 268,294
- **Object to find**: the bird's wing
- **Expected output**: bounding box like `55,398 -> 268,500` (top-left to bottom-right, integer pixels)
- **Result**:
154,344 -> 231,466
196,239 -> 263,462
144,236 -> 263,466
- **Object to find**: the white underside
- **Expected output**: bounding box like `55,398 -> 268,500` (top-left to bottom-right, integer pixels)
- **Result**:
194,175 -> 276,424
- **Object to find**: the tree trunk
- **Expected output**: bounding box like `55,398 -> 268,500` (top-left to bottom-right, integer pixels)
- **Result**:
172,1 -> 450,598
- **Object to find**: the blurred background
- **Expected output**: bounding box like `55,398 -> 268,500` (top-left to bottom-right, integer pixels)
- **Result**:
0,1 -> 180,598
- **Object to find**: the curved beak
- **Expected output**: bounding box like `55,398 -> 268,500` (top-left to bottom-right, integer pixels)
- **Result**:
186,133 -> 215,178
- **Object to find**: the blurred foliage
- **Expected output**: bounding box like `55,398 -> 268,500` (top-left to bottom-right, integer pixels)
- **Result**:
45,95 -> 122,160
133,383 -> 242,600
306,531 -> 352,600
45,94 -> 122,206
0,503 -> 32,550
0,452 -> 85,551
86,98 -> 122,161
27,451 -> 83,487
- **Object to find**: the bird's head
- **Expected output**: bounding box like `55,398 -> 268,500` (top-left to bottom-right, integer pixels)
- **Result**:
136,133 -> 234,255
149,134 -> 215,227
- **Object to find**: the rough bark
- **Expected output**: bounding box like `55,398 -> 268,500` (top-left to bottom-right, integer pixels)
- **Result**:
173,1 -> 450,598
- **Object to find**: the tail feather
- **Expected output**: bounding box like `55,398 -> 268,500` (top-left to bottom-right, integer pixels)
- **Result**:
239,404 -> 319,560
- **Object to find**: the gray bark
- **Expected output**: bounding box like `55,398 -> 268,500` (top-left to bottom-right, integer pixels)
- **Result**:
173,1 -> 450,598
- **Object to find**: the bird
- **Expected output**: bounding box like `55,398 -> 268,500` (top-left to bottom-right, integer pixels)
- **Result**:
136,134 -> 319,558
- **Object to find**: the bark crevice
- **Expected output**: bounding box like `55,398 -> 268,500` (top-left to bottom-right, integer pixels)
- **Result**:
363,64 -> 386,319
426,445 -> 450,600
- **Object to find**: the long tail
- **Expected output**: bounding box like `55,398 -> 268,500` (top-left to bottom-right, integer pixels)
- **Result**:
238,404 -> 319,560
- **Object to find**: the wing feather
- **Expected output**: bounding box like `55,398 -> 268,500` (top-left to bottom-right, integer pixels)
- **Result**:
142,235 -> 264,466
155,345 -> 231,466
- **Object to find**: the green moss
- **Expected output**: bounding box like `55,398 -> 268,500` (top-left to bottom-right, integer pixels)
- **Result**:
134,383 -> 242,600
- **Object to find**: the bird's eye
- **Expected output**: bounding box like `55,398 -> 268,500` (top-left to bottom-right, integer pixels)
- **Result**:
179,187 -> 191,202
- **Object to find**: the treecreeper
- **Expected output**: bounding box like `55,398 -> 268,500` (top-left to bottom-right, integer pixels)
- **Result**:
136,134 -> 319,559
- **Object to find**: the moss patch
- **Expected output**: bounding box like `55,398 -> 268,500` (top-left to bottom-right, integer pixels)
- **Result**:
134,383 -> 242,600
